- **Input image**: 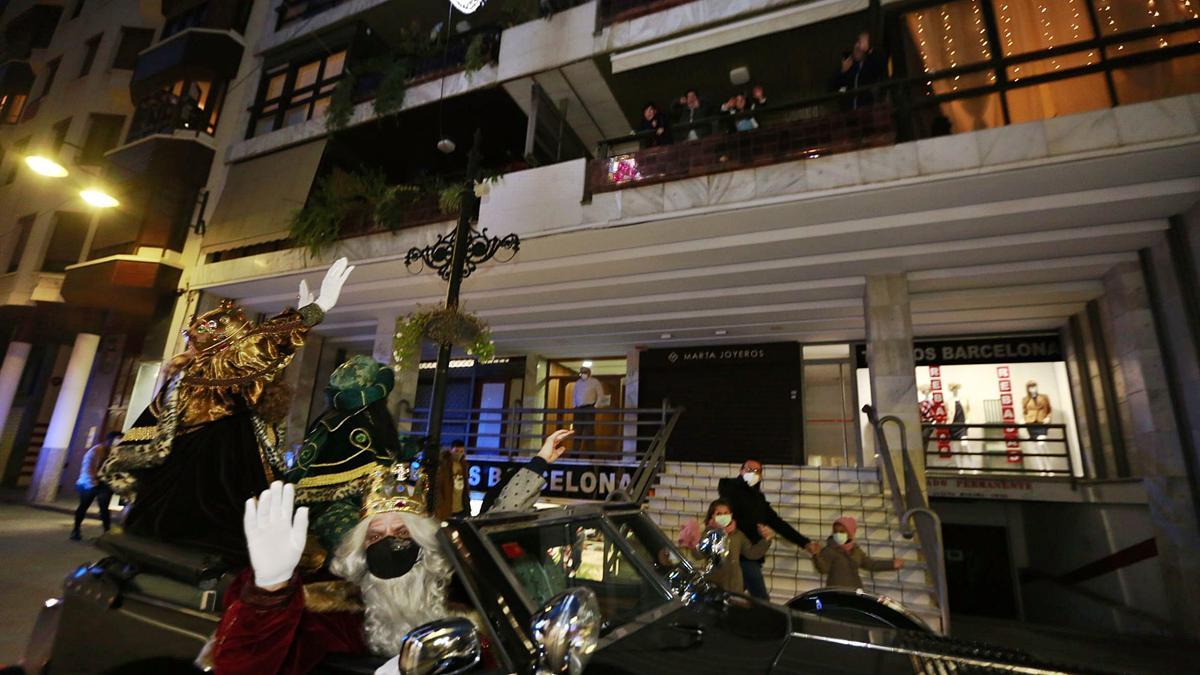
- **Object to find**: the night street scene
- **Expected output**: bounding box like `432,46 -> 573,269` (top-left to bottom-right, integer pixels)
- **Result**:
0,0 -> 1199,673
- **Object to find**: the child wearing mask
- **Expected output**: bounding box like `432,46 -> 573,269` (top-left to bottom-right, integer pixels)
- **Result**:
811,516 -> 903,589
679,498 -> 773,594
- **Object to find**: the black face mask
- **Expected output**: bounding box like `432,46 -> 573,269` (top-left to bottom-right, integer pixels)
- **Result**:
365,536 -> 421,579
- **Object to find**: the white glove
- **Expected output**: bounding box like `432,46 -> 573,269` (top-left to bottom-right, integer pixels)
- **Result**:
244,481 -> 309,589
374,656 -> 400,675
297,257 -> 355,312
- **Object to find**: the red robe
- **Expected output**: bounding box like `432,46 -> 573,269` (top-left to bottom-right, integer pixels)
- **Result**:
211,570 -> 368,675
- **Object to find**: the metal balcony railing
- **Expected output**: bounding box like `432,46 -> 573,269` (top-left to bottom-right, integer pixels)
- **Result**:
397,401 -> 684,505
126,90 -> 215,144
921,422 -> 1075,479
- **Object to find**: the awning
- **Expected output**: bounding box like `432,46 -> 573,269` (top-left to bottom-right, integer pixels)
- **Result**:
610,0 -> 867,74
200,139 -> 327,254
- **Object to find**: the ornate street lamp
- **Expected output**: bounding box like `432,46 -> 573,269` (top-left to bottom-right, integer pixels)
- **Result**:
404,128 -> 519,463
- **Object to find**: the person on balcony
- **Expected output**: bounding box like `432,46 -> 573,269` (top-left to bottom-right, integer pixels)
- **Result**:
100,258 -> 355,560
572,365 -> 604,453
671,88 -> 715,141
832,31 -> 886,110
721,92 -> 758,133
638,101 -> 672,147
433,439 -> 472,520
718,459 -> 820,601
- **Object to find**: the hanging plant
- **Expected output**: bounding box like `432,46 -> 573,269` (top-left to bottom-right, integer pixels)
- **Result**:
375,184 -> 424,229
373,57 -> 411,117
393,307 -> 495,370
463,34 -> 489,74
325,71 -> 357,131
437,183 -> 466,214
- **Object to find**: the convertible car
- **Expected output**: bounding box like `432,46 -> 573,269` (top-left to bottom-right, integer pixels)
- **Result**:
21,502 -> 1099,674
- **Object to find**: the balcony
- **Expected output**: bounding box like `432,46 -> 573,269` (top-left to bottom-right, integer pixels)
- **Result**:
598,0 -> 694,26
160,0 -> 253,40
130,27 -> 243,101
61,256 -> 183,317
125,88 -> 219,143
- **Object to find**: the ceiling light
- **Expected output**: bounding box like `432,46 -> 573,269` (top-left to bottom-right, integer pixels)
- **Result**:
715,330 -> 728,336
581,360 -> 593,368
660,333 -> 672,339
25,155 -> 69,177
729,66 -> 750,85
436,137 -> 456,154
80,188 -> 119,208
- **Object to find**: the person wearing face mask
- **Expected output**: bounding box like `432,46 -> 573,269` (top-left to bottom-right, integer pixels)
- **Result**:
208,429 -> 575,675
811,516 -> 902,590
687,499 -> 773,593
718,459 -> 820,600
572,366 -> 604,453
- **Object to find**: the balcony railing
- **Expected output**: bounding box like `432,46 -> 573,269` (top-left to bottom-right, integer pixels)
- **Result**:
921,422 -> 1076,479
589,104 -> 894,194
590,14 -> 1200,195
126,90 -> 215,144
598,0 -> 694,26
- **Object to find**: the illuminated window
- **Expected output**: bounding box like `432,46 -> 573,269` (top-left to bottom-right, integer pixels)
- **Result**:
249,50 -> 347,137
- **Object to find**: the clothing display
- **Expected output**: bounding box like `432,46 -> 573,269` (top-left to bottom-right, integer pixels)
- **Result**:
950,400 -> 968,440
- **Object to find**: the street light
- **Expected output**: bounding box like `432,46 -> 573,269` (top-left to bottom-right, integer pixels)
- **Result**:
24,155 -> 69,177
79,188 -> 119,208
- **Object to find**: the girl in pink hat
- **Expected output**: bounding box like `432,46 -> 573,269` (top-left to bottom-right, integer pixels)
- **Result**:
811,516 -> 903,589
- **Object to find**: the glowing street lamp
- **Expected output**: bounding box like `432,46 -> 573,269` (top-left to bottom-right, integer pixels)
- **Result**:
449,0 -> 485,14
24,155 -> 69,177
80,188 -> 119,208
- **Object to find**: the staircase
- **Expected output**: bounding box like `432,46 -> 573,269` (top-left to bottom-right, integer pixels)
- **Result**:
645,460 -> 944,630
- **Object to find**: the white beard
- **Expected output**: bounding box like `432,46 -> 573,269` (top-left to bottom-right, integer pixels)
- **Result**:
330,514 -> 454,656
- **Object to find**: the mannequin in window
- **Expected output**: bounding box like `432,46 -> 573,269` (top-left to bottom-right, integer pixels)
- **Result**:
1022,379 -> 1053,474
918,384 -> 934,424
947,383 -> 979,471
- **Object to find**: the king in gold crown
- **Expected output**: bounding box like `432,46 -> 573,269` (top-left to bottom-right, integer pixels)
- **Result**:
362,460 -> 429,519
184,299 -> 253,354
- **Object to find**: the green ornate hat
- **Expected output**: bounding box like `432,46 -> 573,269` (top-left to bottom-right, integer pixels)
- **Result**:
325,355 -> 395,411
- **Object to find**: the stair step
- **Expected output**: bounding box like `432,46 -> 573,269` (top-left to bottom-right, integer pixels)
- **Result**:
663,462 -> 879,482
648,509 -> 913,546
647,511 -> 923,554
649,487 -> 891,513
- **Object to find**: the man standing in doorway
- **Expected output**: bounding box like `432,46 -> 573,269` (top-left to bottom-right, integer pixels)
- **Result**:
719,459 -> 821,600
573,366 -> 604,453
71,431 -> 122,540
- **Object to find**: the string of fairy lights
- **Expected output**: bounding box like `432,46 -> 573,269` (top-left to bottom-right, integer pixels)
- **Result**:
916,0 -> 1197,89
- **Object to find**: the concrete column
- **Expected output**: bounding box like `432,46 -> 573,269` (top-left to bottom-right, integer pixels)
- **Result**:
1100,260 -> 1200,638
28,333 -> 100,503
623,348 -> 641,458
373,318 -> 418,428
863,274 -> 925,486
0,341 -> 32,439
520,354 -> 546,450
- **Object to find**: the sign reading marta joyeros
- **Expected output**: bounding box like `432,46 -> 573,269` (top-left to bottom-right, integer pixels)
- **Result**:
642,342 -> 798,369
854,335 -> 1063,368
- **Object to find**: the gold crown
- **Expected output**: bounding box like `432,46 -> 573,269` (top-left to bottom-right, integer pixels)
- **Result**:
186,299 -> 252,353
362,461 -> 428,519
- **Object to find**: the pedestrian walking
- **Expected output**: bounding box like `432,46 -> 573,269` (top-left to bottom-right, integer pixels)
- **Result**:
71,431 -> 122,540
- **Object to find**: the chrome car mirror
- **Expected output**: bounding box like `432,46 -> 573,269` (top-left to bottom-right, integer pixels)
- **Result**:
397,617 -> 481,675
696,528 -> 729,574
531,587 -> 600,675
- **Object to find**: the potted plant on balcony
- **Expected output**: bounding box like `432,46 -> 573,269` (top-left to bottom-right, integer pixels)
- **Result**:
288,169 -> 421,255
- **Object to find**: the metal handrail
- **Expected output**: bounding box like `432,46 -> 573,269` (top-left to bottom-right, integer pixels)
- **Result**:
627,401 -> 684,504
862,404 -> 950,635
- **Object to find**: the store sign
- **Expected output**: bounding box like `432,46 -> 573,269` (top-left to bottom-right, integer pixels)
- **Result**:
642,342 -> 796,369
855,335 -> 1063,368
468,459 -> 636,500
927,476 -> 1038,500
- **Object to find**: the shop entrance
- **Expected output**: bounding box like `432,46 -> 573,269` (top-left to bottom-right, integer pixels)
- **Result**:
544,358 -> 626,455
943,523 -> 1019,619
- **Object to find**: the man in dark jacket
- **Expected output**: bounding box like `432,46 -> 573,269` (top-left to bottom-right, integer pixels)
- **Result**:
718,459 -> 820,600
831,31 -> 886,110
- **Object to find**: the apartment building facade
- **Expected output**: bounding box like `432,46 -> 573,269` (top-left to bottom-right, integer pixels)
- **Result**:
1,0 -> 1198,639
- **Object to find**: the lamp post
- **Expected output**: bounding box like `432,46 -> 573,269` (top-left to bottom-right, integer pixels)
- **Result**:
404,128 -> 519,462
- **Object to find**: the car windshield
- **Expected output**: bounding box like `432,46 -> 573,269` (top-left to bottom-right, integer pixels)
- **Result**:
484,517 -> 673,634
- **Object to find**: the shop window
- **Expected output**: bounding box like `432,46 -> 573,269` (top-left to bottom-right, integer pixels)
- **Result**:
1094,0 -> 1200,58
6,214 -> 35,273
248,50 -> 346,138
0,93 -> 28,124
39,57 -> 61,98
50,117 -> 71,153
41,212 -> 90,272
79,113 -> 125,165
4,137 -> 28,184
113,27 -> 154,70
79,34 -> 102,77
